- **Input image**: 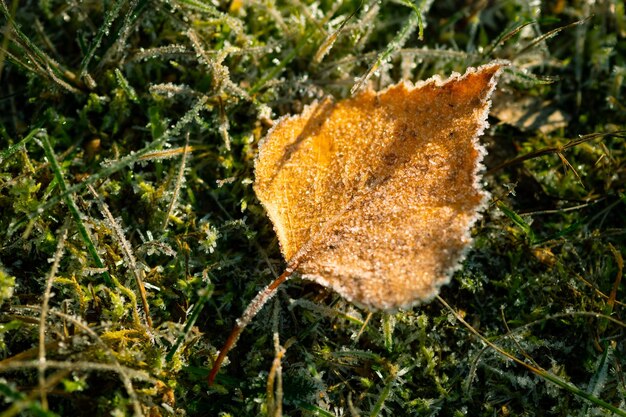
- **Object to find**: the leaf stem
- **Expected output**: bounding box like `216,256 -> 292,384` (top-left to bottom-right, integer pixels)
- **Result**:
207,267 -> 293,385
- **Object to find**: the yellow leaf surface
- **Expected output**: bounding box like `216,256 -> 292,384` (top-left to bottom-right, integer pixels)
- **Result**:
255,63 -> 504,310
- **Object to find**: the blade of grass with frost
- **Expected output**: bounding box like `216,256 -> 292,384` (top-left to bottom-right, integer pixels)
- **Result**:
578,344 -> 613,417
496,201 -> 536,244
40,131 -> 113,286
78,0 -> 126,77
88,184 -> 152,328
481,20 -> 535,58
485,131 -> 625,175
516,17 -> 592,59
313,4 -> 362,65
351,0 -> 431,95
0,126 -> 40,164
114,69 -> 139,103
22,96 -> 208,228
369,370 -> 398,417
401,0 -> 426,40
41,139 -> 144,324
249,36 -> 309,95
0,0 -> 78,92
166,283 -> 213,362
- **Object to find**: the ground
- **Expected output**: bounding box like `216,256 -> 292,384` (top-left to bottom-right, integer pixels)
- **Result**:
0,1 -> 625,416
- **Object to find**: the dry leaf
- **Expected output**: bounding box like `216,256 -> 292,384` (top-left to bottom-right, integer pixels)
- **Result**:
492,94 -> 569,134
255,62 -> 504,310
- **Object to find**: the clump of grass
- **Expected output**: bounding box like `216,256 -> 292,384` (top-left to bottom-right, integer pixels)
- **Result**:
0,0 -> 625,416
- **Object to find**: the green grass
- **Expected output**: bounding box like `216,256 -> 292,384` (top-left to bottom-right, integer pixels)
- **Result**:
1,0 -> 625,415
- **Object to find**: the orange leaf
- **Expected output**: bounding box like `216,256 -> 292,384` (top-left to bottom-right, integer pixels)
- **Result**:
255,63 -> 505,310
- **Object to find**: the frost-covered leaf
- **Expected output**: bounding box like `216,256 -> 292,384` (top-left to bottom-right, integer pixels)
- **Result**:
255,63 -> 504,310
